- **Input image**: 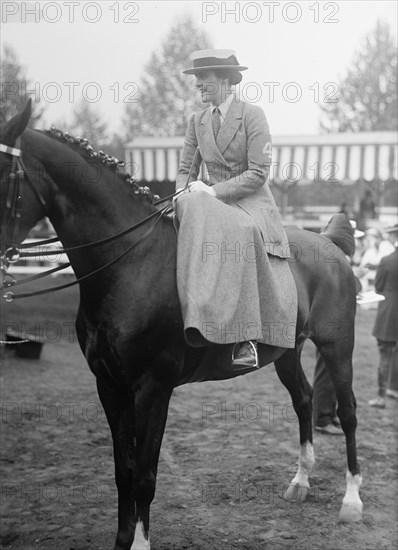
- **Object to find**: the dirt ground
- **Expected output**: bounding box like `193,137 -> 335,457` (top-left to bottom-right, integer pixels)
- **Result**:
0,282 -> 397,550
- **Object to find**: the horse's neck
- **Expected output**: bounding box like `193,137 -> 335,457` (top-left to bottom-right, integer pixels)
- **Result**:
27,131 -> 154,246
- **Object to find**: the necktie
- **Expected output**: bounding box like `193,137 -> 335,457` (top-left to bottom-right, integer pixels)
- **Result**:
212,107 -> 221,138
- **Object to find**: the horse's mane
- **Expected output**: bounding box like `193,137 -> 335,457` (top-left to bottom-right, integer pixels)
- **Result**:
42,127 -> 157,203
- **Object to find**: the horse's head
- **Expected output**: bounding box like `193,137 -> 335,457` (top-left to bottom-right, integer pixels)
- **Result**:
0,100 -> 50,254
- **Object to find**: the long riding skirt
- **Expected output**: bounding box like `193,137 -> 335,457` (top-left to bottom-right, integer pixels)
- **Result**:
174,192 -> 297,348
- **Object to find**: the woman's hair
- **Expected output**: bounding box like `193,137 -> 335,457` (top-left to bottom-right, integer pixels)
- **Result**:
214,68 -> 242,86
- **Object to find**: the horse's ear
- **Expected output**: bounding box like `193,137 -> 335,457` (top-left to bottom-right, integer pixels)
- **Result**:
1,99 -> 32,145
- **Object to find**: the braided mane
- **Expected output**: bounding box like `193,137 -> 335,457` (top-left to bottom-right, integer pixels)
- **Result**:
44,127 -> 157,203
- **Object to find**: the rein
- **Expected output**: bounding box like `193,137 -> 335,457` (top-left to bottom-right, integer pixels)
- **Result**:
3,207 -> 170,301
1,139 -> 198,302
15,207 -> 171,258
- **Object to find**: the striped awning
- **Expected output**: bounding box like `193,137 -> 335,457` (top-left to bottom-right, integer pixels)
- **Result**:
124,132 -> 398,184
125,137 -> 185,182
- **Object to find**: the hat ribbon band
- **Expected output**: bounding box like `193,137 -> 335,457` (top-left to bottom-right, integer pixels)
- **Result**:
193,55 -> 238,69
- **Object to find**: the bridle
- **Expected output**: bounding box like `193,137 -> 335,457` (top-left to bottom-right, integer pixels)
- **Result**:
0,137 -> 47,249
0,139 -> 198,302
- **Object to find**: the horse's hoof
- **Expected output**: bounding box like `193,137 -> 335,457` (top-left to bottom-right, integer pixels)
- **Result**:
338,501 -> 363,523
283,483 -> 309,503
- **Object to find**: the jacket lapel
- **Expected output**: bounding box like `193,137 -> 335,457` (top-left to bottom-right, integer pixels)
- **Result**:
216,99 -> 244,155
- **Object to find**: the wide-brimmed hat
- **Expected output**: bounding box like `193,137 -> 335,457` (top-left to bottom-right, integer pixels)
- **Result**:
183,49 -> 248,75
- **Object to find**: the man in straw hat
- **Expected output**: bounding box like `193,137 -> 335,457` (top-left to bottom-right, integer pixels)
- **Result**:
173,49 -> 297,368
369,224 -> 398,407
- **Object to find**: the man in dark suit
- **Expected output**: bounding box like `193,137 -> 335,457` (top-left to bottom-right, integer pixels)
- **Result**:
369,225 -> 398,408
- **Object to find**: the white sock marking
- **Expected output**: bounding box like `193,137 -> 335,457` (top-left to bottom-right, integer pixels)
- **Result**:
130,521 -> 150,550
342,471 -> 362,507
291,441 -> 315,487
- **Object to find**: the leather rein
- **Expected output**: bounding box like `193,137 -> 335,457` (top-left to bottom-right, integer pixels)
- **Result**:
0,141 -> 197,302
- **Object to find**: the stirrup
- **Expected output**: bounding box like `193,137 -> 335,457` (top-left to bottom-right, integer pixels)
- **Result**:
231,340 -> 259,369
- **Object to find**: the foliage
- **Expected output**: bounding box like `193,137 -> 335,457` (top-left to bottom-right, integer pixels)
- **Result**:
319,20 -> 397,132
0,44 -> 44,126
55,100 -> 126,160
123,15 -> 213,138
58,100 -> 109,150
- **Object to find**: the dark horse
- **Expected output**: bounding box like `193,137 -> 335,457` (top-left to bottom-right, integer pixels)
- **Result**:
0,102 -> 362,550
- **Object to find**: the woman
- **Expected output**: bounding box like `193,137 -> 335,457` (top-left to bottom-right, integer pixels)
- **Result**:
174,49 -> 297,368
359,227 -> 395,291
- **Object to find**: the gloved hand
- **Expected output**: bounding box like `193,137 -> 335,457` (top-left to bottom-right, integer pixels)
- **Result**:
188,180 -> 216,197
172,188 -> 187,209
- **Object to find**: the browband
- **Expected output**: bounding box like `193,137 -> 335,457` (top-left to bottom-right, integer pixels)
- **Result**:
0,143 -> 22,157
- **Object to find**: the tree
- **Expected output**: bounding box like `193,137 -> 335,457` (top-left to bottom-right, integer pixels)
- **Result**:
54,101 -> 126,161
319,20 -> 397,132
123,15 -> 213,138
0,44 -> 44,125
61,100 -> 109,150
104,133 -> 126,163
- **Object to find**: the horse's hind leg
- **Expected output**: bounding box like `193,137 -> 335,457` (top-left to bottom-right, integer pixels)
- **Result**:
274,343 -> 315,503
317,341 -> 363,523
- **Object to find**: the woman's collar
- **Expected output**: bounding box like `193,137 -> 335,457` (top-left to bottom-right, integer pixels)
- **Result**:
211,93 -> 236,117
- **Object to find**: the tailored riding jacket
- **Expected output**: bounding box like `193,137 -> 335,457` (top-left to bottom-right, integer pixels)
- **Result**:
176,98 -> 290,258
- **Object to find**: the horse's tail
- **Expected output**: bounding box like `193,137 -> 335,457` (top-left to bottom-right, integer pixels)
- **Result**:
321,214 -> 355,257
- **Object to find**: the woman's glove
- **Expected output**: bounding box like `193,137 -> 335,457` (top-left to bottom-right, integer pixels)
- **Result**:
173,181 -> 216,210
188,180 -> 216,197
172,188 -> 187,209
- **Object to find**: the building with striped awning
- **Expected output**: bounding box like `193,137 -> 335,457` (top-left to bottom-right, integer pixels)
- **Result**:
124,132 -> 397,228
125,132 -> 397,184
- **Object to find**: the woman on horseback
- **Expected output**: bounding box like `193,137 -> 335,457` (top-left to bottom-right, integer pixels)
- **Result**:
174,49 -> 297,368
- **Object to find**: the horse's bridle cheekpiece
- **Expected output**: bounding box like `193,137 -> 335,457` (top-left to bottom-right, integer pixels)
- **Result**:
1,138 -> 25,249
183,49 -> 248,74
0,137 -> 47,263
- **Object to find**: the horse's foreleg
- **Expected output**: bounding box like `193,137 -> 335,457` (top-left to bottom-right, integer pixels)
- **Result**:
97,378 -> 136,549
318,343 -> 363,523
274,346 -> 315,503
130,374 -> 172,550
97,374 -> 172,550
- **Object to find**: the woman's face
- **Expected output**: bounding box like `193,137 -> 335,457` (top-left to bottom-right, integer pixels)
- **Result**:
195,70 -> 226,106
